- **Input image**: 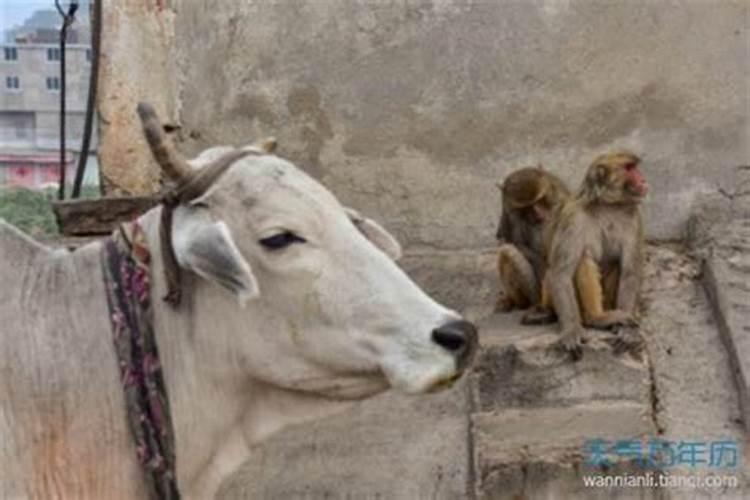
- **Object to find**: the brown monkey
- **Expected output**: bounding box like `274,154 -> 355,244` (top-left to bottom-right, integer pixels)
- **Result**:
541,152 -> 648,359
495,166 -> 570,312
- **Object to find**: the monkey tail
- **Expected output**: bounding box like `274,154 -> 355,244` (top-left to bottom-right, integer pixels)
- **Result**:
136,102 -> 193,180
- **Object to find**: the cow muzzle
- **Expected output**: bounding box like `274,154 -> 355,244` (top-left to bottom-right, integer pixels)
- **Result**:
431,319 -> 478,371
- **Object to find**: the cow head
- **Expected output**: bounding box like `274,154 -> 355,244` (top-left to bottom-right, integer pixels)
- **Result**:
139,105 -> 477,399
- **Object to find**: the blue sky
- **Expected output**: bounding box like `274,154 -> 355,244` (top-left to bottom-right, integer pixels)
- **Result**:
0,1 -> 89,39
1,1 -> 50,33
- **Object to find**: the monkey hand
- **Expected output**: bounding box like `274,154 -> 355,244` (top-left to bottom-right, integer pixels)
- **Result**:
555,327 -> 584,361
611,326 -> 644,356
494,294 -> 516,313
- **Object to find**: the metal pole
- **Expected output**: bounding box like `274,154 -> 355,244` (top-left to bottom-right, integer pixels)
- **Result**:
72,0 -> 100,198
54,1 -> 78,201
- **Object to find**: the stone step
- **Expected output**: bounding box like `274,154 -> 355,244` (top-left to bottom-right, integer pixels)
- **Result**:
472,314 -> 658,499
473,404 -> 661,500
701,219 -> 750,431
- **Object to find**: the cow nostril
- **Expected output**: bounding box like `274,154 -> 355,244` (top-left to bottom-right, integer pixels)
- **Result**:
432,320 -> 478,370
432,329 -> 466,352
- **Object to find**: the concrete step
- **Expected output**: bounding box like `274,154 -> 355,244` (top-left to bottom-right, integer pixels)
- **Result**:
472,314 -> 657,499
700,220 -> 750,433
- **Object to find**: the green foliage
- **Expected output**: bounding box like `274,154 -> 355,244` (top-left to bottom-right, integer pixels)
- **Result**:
0,187 -> 59,238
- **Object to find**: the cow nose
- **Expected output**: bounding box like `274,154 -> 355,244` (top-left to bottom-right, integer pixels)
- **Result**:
431,320 -> 478,370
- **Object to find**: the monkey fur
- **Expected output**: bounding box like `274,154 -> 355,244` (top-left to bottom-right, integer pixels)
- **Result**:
495,166 -> 571,313
537,152 -> 648,359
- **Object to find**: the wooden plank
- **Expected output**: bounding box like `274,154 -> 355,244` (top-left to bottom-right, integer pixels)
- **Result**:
52,196 -> 159,236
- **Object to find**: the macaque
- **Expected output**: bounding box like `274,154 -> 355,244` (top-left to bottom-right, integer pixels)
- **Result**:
541,152 -> 648,359
495,166 -> 570,312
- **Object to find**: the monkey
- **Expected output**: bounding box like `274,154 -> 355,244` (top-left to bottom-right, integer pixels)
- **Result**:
537,151 -> 648,359
494,166 -> 571,313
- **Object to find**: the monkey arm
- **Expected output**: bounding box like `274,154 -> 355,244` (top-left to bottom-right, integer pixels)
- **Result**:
547,226 -> 585,331
548,262 -> 582,331
496,212 -> 511,241
548,253 -> 585,359
524,247 -> 546,284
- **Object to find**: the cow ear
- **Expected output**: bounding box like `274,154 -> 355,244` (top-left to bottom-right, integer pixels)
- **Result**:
346,208 -> 403,261
172,210 -> 260,304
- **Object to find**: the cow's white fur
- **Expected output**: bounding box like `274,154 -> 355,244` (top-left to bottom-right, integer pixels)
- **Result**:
0,150 -> 467,499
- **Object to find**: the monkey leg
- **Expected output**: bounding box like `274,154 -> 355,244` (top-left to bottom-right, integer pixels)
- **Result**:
496,244 -> 538,312
521,274 -> 558,324
602,266 -> 619,310
576,257 -> 637,330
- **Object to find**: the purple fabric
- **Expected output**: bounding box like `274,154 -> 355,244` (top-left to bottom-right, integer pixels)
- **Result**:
101,222 -> 180,500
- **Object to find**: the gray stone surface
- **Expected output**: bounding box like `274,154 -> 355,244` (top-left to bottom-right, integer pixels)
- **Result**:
688,187 -> 750,436
99,0 -> 748,246
473,326 -> 650,411
703,231 -> 750,431
217,380 -> 472,499
472,314 -> 657,499
400,248 -> 498,319
473,404 -> 660,500
639,244 -> 748,499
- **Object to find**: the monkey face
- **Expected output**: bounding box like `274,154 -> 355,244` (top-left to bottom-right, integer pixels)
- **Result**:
519,198 -> 551,225
585,153 -> 648,205
623,161 -> 648,199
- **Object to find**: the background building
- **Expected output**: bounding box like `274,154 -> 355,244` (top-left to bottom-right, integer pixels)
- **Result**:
0,5 -> 96,190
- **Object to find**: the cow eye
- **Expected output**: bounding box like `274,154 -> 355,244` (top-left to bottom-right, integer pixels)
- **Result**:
259,231 -> 306,250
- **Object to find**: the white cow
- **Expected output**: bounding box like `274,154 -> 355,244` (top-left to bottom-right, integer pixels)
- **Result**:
0,105 -> 477,499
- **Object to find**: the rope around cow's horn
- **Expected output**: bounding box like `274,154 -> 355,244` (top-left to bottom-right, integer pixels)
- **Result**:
136,102 -> 268,307
159,148 -> 260,306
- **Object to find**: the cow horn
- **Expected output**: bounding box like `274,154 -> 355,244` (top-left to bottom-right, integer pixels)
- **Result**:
260,137 -> 277,153
240,137 -> 278,155
137,102 -> 193,181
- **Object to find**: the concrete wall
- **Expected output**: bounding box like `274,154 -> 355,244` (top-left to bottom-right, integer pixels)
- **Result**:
100,0 -> 748,245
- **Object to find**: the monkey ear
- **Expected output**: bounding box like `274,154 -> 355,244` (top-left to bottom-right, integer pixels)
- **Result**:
584,164 -> 606,197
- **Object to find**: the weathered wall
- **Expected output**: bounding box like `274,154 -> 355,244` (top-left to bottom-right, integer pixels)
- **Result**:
99,0 -> 749,246
98,1 -> 177,194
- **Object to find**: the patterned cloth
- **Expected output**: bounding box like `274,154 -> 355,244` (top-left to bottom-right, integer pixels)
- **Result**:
101,221 -> 180,500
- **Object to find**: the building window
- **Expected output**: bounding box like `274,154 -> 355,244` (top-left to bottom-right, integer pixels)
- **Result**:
5,76 -> 20,90
46,77 -> 60,91
86,49 -> 92,62
4,47 -> 18,61
47,47 -> 61,61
